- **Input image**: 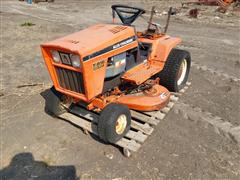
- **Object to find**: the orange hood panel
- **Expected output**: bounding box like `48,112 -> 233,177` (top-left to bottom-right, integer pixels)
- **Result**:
41,24 -> 136,58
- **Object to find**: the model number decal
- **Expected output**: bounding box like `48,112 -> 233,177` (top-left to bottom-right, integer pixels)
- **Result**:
93,60 -> 104,71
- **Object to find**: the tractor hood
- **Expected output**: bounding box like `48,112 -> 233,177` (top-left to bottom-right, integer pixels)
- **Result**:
41,24 -> 136,59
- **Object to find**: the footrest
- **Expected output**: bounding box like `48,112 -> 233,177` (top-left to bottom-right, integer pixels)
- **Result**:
121,63 -> 161,85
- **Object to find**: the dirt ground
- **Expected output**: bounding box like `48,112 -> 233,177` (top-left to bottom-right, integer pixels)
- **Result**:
0,0 -> 240,179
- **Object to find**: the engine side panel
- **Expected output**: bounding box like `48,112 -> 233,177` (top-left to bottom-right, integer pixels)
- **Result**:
83,40 -> 138,100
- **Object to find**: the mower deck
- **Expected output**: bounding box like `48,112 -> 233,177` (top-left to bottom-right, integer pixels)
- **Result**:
116,84 -> 170,111
58,82 -> 191,157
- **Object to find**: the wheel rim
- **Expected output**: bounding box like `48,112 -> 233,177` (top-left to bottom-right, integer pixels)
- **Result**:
115,114 -> 127,135
177,59 -> 188,86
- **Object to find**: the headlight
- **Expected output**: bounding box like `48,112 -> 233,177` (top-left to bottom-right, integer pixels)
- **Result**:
70,54 -> 81,68
51,50 -> 61,63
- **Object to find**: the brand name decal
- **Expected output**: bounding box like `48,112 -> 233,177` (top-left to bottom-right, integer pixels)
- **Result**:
113,38 -> 134,49
83,36 -> 136,61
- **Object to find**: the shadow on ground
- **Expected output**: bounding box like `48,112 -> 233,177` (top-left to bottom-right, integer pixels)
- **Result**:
0,152 -> 79,180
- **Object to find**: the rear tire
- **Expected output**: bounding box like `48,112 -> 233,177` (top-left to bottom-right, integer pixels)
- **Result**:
45,86 -> 69,116
158,49 -> 191,92
98,103 -> 131,143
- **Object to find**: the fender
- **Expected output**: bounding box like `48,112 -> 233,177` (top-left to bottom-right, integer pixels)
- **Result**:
153,37 -> 182,63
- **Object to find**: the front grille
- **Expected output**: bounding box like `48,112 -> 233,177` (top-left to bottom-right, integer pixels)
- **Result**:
55,67 -> 85,94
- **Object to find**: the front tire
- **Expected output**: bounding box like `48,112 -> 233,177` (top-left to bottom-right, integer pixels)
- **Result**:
98,103 -> 131,143
45,86 -> 69,116
158,49 -> 191,92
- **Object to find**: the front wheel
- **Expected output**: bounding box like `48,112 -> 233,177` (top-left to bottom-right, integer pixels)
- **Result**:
157,49 -> 191,92
97,103 -> 131,143
45,86 -> 70,116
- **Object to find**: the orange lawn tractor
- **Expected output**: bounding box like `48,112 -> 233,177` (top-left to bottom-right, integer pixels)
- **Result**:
41,5 -> 191,143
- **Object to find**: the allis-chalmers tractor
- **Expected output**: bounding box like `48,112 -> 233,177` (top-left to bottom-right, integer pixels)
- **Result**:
41,5 -> 191,143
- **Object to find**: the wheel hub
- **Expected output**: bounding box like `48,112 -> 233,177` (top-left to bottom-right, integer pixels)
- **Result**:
115,114 -> 127,135
177,59 -> 187,86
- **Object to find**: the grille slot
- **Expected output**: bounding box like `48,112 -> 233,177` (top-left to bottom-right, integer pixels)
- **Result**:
55,67 -> 85,94
109,26 -> 127,34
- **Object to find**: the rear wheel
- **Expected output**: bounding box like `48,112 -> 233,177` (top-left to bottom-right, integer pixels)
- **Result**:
45,86 -> 70,116
158,49 -> 191,92
98,103 -> 131,143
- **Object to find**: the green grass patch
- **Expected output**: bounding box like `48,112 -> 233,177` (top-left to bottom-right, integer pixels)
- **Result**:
20,22 -> 36,27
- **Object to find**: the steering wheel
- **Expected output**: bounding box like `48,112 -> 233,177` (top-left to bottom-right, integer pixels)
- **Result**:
111,4 -> 146,25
